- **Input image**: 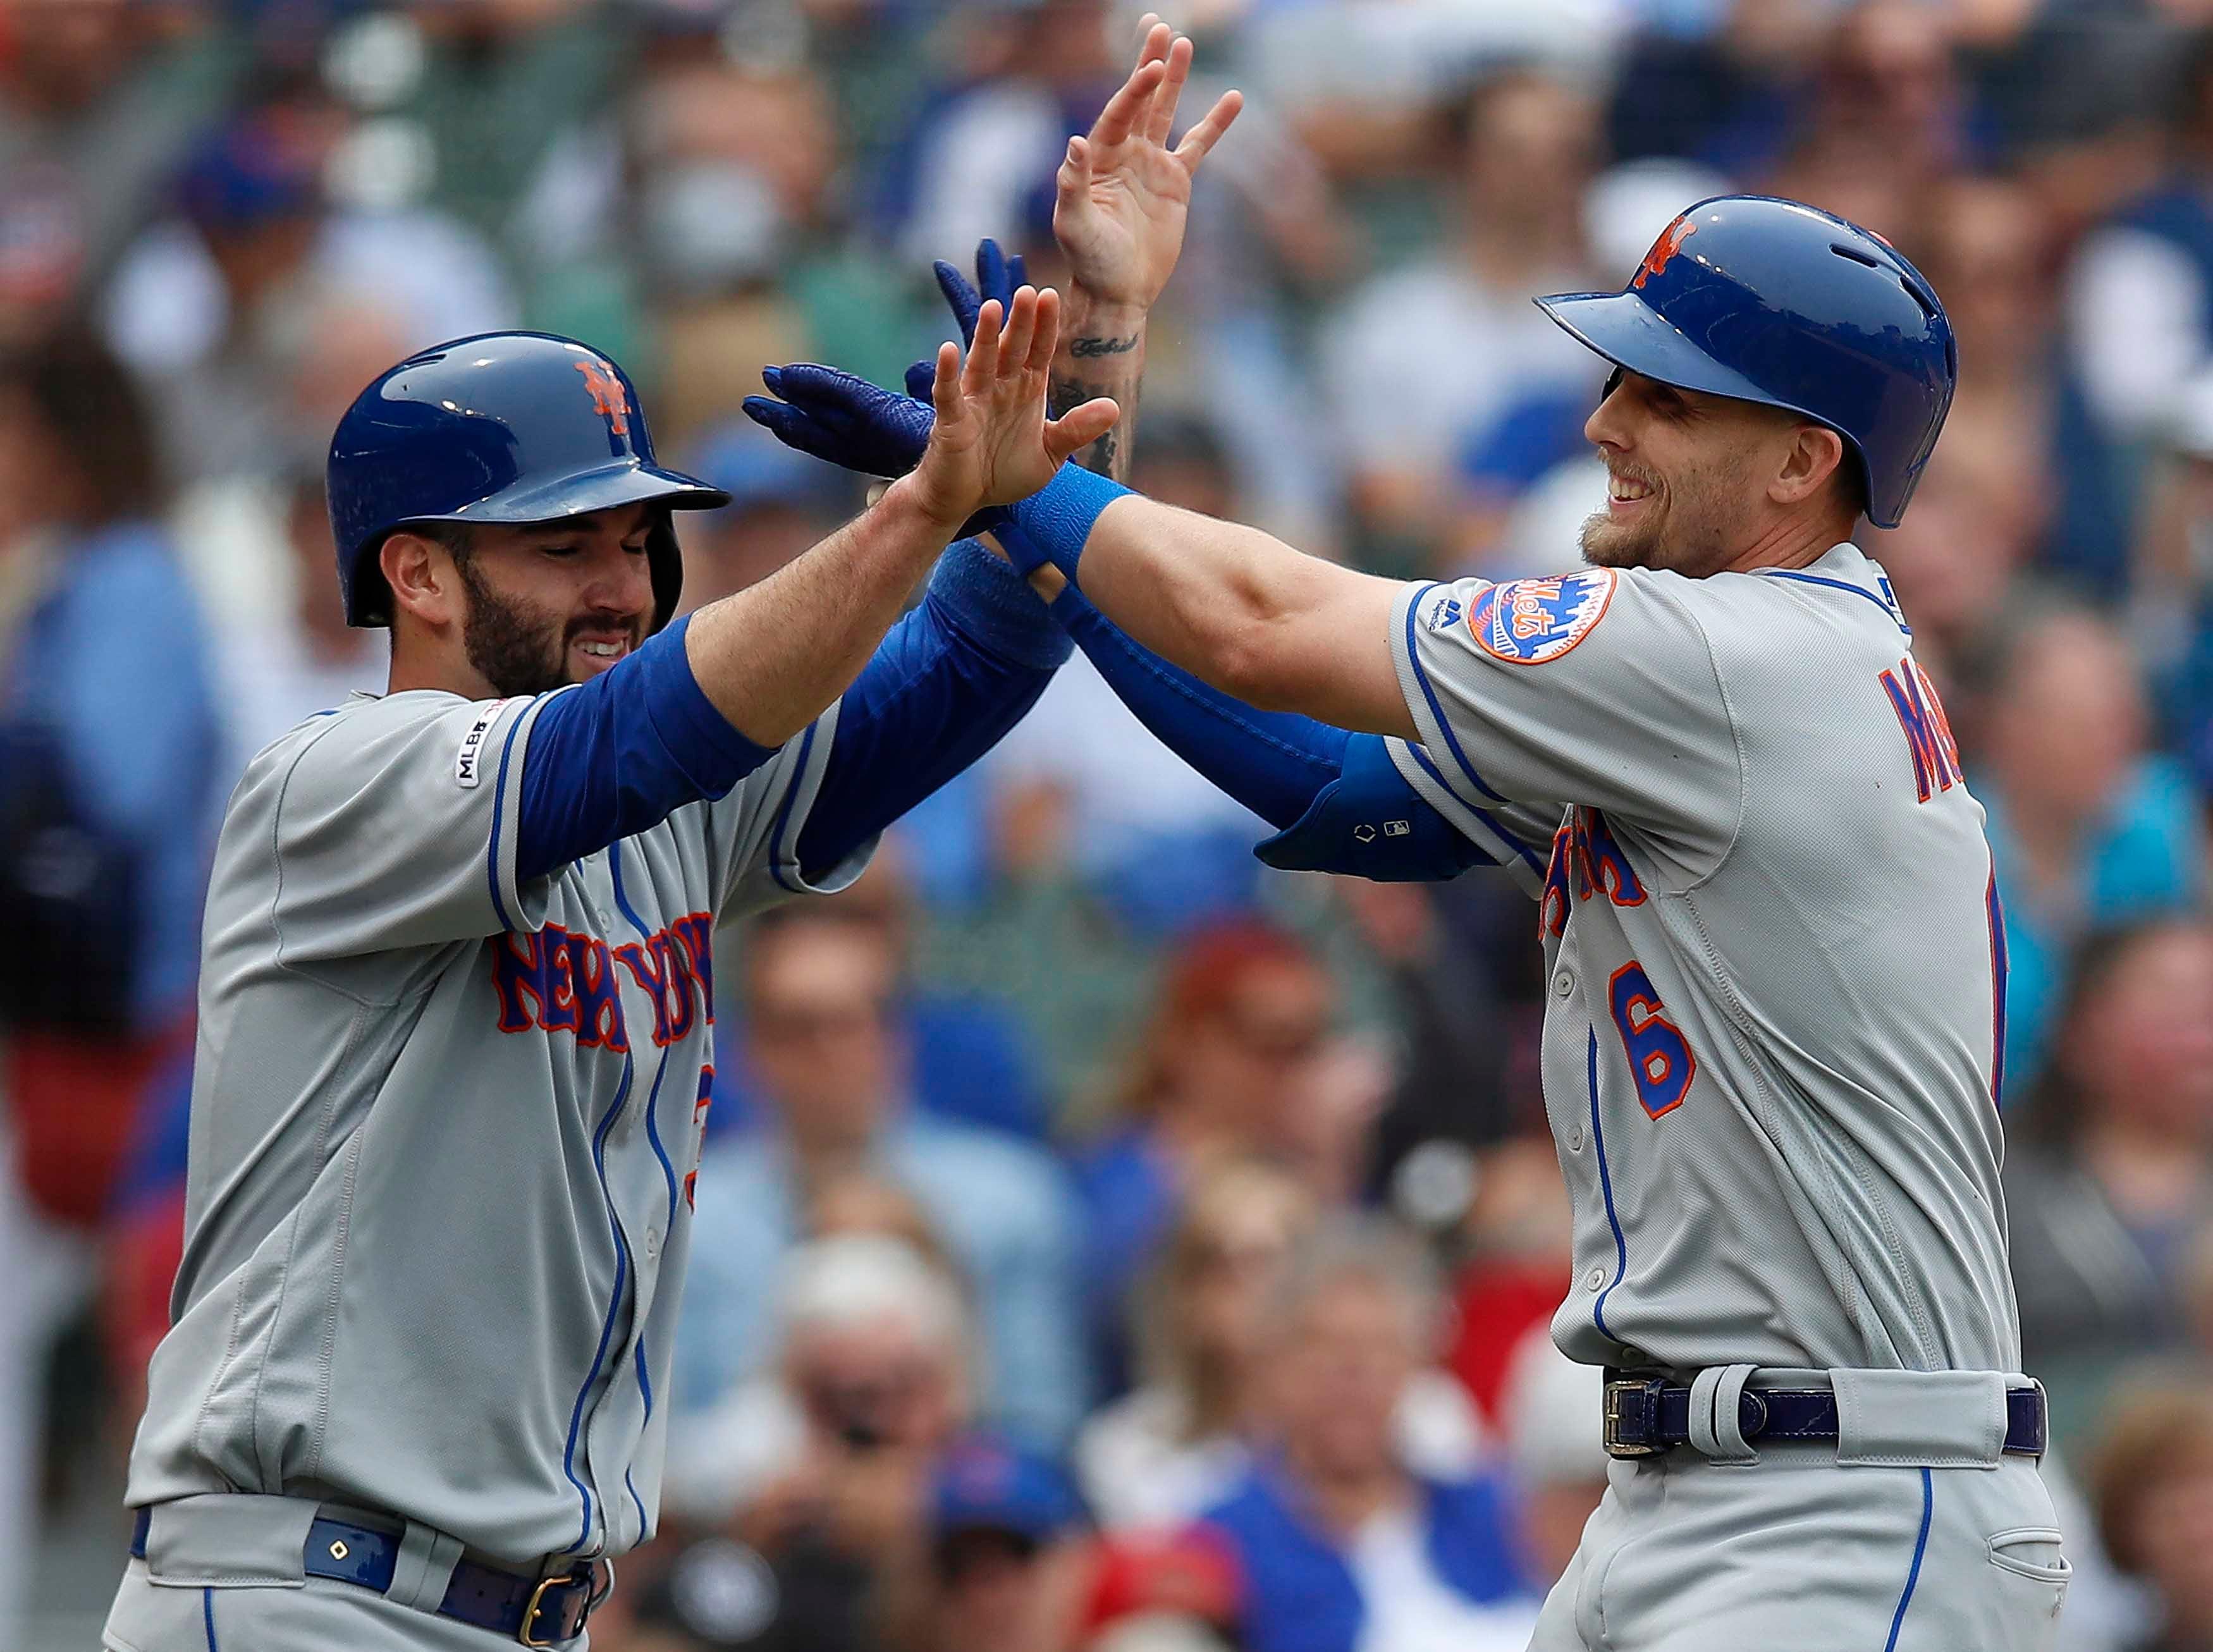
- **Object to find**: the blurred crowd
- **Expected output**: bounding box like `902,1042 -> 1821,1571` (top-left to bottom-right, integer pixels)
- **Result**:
4,0 -> 2213,1648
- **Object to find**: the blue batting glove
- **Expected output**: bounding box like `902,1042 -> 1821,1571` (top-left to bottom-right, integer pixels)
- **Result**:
898,239 -> 1032,414
742,361 -> 1008,535
933,238 -> 1029,349
741,363 -> 935,479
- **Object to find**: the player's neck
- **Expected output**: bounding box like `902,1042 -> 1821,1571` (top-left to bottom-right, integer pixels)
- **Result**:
1716,510 -> 1853,577
387,630 -> 498,699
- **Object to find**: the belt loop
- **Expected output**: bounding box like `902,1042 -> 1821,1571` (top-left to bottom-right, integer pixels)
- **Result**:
384,1520 -> 465,1613
1689,1364 -> 1761,1463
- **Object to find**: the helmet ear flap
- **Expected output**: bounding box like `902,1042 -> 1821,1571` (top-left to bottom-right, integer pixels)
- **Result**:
647,511 -> 684,634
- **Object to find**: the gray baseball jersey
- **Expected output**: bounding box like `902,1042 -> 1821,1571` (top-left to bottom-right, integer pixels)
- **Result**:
1383,544 -> 2018,1378
122,686 -> 869,1564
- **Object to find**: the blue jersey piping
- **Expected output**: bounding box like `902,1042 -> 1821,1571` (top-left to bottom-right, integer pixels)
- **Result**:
1401,587 -> 1511,805
765,721 -> 818,893
561,1049 -> 636,1553
610,841 -> 682,1541
486,701 -> 531,931
1587,1027 -> 1630,1342
1883,1469 -> 1935,1652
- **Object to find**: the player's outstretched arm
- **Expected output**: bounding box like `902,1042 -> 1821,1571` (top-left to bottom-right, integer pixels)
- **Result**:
684,288 -> 1114,749
744,364 -> 1407,739
1011,469 -> 1416,738
1022,561 -> 1491,883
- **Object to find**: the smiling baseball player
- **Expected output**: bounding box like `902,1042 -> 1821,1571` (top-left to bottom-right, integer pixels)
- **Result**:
748,195 -> 2068,1651
98,291 -> 1115,1651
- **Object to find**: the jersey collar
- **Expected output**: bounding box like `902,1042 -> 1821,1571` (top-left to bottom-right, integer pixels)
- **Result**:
1750,543 -> 1913,640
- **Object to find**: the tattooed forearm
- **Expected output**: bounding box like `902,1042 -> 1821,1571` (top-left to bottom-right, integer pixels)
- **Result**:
1051,375 -> 1136,479
1069,334 -> 1140,358
1051,300 -> 1146,482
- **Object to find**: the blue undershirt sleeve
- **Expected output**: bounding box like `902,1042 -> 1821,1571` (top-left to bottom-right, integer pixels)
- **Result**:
1046,583 -> 1492,883
793,537 -> 1072,883
514,614 -> 779,883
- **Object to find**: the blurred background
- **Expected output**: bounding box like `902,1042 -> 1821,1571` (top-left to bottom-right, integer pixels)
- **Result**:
2,0 -> 2212,1648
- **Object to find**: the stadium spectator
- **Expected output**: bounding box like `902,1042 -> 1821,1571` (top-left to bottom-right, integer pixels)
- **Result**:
1317,65 -> 1605,572
2005,917 -> 2213,1447
1196,1218 -> 1538,1652
1493,1326 -> 1606,1588
884,1435 -> 1094,1652
2087,1377 -> 2213,1652
1077,1158 -> 1482,1530
1073,919 -> 1344,1380
1975,601 -> 2206,1090
0,326 -> 220,1627
2069,28 -> 2213,453
659,1234 -> 974,1650
679,903 -> 1089,1447
1242,0 -> 1629,181
2131,363 -> 2213,788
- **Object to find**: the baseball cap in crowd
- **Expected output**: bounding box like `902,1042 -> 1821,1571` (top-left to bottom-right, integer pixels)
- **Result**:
177,112 -> 322,234
929,1434 -> 1089,1555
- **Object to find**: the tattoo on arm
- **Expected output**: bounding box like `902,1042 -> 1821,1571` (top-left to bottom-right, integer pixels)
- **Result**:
1069,333 -> 1139,359
1051,374 -> 1132,480
1051,328 -> 1143,481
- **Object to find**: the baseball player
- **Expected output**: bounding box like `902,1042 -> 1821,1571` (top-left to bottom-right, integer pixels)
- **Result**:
749,196 -> 2069,1650
102,21 -> 1234,1649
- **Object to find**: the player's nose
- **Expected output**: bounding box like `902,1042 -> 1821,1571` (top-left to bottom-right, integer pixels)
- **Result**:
1585,378 -> 1631,451
580,539 -> 654,621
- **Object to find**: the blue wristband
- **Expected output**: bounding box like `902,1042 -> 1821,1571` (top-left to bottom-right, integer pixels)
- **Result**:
926,537 -> 1071,671
1007,464 -> 1131,584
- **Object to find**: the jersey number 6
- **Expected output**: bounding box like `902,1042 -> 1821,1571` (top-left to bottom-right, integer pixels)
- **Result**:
1608,961 -> 1696,1118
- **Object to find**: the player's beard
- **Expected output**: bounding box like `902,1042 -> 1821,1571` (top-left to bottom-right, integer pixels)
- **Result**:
453,556 -> 579,697
1580,452 -> 1751,577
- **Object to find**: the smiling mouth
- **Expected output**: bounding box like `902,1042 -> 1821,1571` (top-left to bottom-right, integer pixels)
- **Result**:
1608,473 -> 1656,503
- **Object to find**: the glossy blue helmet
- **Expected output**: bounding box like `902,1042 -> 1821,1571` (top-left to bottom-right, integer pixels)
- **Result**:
327,331 -> 730,630
1535,195 -> 1955,529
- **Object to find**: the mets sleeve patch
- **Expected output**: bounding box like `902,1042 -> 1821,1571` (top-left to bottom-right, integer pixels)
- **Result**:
1466,568 -> 1618,664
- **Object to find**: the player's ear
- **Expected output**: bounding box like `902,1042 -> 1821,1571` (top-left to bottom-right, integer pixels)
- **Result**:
1770,420 -> 1846,510
380,529 -> 462,630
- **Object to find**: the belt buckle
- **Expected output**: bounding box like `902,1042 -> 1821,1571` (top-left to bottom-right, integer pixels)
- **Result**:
1603,1375 -> 1668,1459
517,1563 -> 598,1648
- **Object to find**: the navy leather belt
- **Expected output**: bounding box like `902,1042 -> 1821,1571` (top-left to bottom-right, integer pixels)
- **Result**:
1601,1371 -> 2048,1460
130,1507 -> 604,1646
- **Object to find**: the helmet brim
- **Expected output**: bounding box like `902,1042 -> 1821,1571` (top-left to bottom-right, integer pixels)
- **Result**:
436,458 -> 731,525
1536,290 -> 1782,412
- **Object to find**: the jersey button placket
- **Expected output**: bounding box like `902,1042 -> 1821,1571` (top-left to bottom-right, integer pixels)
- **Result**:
1554,967 -> 1577,1000
1567,1122 -> 1585,1153
1584,1265 -> 1607,1292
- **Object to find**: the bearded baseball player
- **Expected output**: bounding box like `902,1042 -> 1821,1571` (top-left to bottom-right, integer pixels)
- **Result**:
750,195 -> 2068,1651
99,23 -> 1242,1646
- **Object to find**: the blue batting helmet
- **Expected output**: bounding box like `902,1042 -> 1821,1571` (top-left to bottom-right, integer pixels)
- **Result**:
1535,195 -> 1955,529
327,331 -> 730,630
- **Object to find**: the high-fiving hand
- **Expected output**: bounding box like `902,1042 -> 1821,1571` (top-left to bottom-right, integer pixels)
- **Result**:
1056,14 -> 1242,310
743,286 -> 1116,528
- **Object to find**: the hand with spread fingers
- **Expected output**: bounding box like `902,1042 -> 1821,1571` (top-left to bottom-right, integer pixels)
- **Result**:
745,286 -> 1117,528
1055,13 -> 1242,310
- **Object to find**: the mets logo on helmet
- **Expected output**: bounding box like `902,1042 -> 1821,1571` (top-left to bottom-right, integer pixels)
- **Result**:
1633,215 -> 1696,289
1466,568 -> 1617,664
574,357 -> 632,437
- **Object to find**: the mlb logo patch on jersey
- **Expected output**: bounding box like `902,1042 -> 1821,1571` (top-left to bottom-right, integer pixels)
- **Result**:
1468,569 -> 1617,664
